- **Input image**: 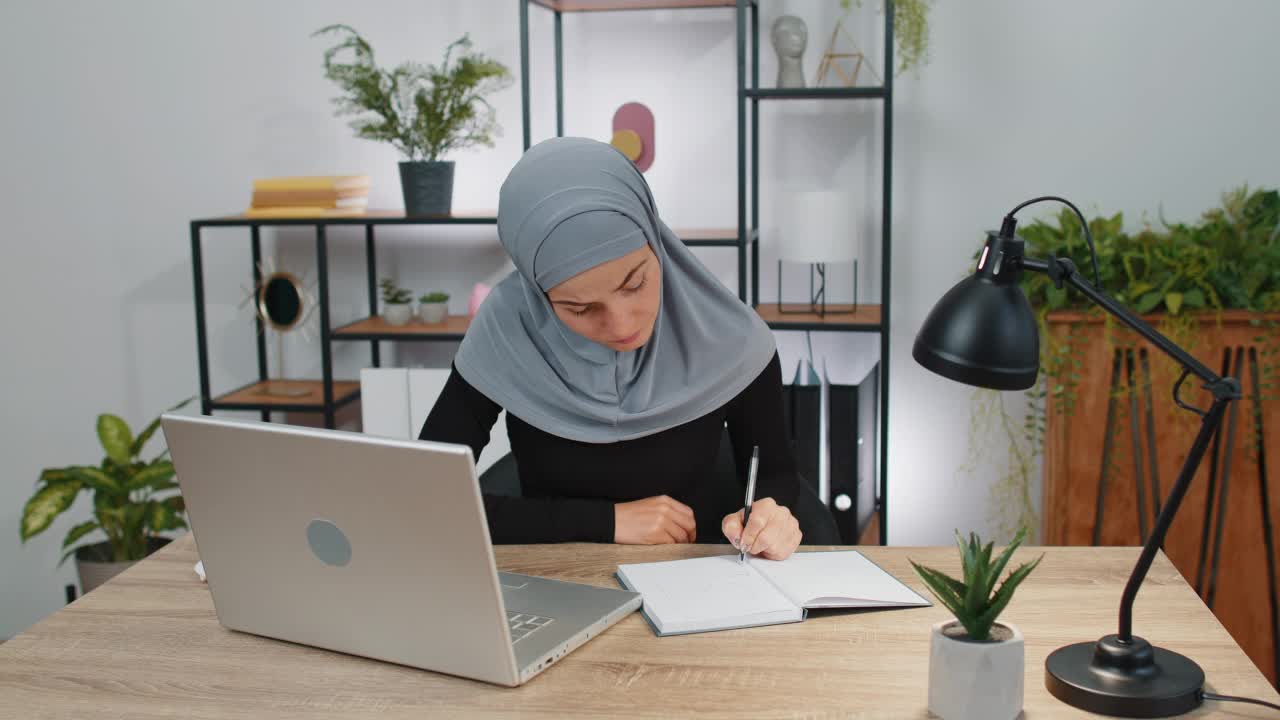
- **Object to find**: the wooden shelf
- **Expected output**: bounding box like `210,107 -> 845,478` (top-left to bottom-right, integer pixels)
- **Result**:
194,210 -> 497,228
755,303 -> 882,332
531,0 -> 736,11
332,315 -> 471,341
212,380 -> 360,410
746,87 -> 886,100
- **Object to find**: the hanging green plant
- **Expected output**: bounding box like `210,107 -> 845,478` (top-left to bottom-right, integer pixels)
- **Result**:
840,0 -> 933,76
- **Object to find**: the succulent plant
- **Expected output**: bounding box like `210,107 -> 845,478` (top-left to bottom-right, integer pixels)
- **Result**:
910,527 -> 1042,641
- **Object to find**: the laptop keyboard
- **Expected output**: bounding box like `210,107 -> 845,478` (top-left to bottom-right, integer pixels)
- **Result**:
507,611 -> 554,643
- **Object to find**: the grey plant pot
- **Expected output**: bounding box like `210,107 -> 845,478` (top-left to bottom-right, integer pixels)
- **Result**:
399,160 -> 455,216
928,620 -> 1025,720
75,537 -> 172,595
418,302 -> 448,324
383,303 -> 412,326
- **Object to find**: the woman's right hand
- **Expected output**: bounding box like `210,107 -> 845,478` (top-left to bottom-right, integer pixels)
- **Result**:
614,495 -> 697,544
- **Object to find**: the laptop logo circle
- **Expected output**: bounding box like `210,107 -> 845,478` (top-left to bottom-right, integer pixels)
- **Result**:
306,519 -> 352,567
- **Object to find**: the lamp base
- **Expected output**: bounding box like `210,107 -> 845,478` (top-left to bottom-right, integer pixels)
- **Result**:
1045,635 -> 1203,717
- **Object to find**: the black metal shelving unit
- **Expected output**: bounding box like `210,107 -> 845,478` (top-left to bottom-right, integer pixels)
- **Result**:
189,211 -> 498,429
744,0 -> 893,547
519,0 -> 894,544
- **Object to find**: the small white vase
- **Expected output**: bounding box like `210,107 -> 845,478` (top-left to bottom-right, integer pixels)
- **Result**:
383,303 -> 412,326
418,302 -> 448,324
928,620 -> 1024,720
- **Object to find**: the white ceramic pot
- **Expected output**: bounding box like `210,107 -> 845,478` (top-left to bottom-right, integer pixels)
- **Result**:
928,620 -> 1024,720
418,302 -> 448,324
383,303 -> 412,326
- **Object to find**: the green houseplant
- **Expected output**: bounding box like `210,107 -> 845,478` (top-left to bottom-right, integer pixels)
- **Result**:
380,277 -> 413,326
313,25 -> 512,216
911,528 -> 1042,720
417,291 -> 450,324
20,398 -> 193,593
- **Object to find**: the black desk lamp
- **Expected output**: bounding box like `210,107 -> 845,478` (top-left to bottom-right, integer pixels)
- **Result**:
912,196 -> 1242,717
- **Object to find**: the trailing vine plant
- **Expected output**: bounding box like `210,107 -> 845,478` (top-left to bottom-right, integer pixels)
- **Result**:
839,0 -> 933,76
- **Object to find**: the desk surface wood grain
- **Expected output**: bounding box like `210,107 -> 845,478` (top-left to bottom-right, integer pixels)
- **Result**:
1,534 -> 1276,718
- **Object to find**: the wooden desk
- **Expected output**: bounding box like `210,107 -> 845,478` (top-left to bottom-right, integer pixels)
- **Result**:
2,535 -> 1277,718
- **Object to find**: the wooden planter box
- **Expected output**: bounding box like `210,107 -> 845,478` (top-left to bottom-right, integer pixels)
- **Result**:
1043,310 -> 1280,685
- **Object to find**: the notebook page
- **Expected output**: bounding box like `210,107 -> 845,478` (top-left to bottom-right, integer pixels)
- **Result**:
752,550 -> 930,609
617,555 -> 801,634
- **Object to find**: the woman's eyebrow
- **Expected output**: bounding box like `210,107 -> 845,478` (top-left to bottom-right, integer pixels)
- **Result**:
551,258 -> 649,306
614,259 -> 648,291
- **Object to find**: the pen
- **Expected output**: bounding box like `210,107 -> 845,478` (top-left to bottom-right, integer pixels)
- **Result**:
739,445 -> 759,564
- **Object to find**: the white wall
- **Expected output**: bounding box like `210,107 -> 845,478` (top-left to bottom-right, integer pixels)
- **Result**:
2,0 -> 1278,639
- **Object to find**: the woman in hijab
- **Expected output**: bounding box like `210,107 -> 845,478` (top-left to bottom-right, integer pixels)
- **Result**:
419,137 -> 838,561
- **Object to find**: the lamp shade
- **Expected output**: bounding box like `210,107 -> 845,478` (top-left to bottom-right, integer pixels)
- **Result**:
912,231 -> 1041,391
778,189 -> 857,264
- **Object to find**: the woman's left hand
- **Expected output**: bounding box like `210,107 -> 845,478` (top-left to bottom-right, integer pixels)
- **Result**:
721,497 -> 802,561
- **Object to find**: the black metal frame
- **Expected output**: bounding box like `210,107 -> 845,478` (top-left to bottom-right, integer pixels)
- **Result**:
745,0 -> 893,545
775,259 -> 859,317
189,213 -> 497,429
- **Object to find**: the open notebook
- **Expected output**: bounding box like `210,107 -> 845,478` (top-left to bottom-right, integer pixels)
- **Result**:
616,550 -> 930,636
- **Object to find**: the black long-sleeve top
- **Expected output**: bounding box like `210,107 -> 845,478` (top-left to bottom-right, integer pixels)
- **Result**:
418,352 -> 802,544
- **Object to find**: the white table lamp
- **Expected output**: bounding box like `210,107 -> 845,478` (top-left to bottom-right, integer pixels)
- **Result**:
776,189 -> 858,316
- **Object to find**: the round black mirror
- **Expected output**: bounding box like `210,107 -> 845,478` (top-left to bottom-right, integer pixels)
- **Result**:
257,272 -> 304,331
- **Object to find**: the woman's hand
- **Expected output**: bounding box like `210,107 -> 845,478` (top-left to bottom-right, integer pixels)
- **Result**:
721,497 -> 802,560
614,495 -> 697,544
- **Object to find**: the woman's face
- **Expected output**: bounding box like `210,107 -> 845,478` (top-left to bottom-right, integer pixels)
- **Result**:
546,244 -> 662,352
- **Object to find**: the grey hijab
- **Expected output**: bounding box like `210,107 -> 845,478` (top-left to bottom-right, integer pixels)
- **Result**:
455,137 -> 776,443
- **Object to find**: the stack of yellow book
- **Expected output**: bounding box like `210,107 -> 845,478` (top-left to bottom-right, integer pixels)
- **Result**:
244,176 -> 371,217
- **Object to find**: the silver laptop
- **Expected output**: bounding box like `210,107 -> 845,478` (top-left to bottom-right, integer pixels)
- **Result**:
160,412 -> 641,687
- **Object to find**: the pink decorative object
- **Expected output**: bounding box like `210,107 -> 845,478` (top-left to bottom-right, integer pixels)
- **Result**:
612,102 -> 655,172
469,282 -> 492,316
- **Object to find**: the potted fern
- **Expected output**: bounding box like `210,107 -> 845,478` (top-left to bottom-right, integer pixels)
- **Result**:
313,25 -> 512,216
20,399 -> 193,594
380,278 -> 413,326
417,291 -> 450,324
910,528 -> 1042,720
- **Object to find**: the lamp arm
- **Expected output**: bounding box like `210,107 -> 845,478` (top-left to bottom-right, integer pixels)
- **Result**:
1020,257 -> 1226,391
1109,395 -> 1230,642
1020,254 -> 1241,644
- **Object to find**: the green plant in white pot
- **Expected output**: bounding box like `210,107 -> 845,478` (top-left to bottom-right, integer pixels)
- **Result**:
910,528 -> 1042,720
314,25 -> 512,216
20,398 -> 193,594
380,277 -> 413,326
417,291 -> 450,324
